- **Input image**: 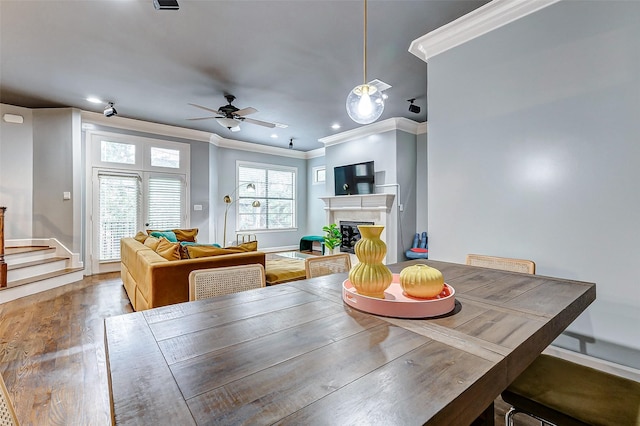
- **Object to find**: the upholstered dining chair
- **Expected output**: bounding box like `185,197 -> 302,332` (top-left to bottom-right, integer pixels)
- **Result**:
0,372 -> 19,426
466,253 -> 536,274
305,253 -> 352,279
188,264 -> 265,301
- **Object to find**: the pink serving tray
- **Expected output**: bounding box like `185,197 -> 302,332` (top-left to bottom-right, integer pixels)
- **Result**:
342,273 -> 455,318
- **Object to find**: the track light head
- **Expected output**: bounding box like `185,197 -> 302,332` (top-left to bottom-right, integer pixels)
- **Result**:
103,102 -> 117,118
408,98 -> 420,114
153,0 -> 179,10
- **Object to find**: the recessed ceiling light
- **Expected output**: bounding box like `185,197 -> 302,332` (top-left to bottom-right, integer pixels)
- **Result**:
270,134 -> 278,139
86,97 -> 103,104
331,123 -> 341,130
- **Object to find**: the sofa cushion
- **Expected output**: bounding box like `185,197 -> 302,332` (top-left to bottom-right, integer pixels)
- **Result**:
133,231 -> 148,243
186,245 -> 247,259
144,236 -> 161,250
179,242 -> 221,259
155,238 -> 181,261
149,230 -> 178,243
225,241 -> 258,252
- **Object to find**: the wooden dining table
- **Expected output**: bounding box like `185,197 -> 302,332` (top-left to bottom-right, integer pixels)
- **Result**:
104,259 -> 595,425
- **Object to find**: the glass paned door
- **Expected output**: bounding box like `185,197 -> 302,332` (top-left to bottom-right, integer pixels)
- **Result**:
92,169 -> 186,273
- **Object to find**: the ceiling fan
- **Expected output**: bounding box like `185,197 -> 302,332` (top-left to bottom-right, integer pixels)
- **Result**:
188,94 -> 281,132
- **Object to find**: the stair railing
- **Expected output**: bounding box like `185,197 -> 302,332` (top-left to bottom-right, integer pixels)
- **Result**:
1,207 -> 6,287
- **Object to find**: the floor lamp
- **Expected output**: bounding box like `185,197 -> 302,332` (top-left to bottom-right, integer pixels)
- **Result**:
223,183 -> 260,246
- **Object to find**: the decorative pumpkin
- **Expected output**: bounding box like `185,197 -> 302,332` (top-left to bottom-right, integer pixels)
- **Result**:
400,264 -> 444,298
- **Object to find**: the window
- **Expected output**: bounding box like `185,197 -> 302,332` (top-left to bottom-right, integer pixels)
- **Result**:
101,141 -> 135,164
150,147 -> 180,168
237,163 -> 296,231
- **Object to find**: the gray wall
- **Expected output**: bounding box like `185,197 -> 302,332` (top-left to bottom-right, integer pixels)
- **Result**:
325,129 -> 419,260
32,108 -> 82,251
216,147 -> 308,249
306,155 -> 327,236
427,1 -> 640,367
416,131 -> 428,234
0,104 -> 34,239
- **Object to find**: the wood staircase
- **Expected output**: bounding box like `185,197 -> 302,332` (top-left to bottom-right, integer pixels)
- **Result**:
1,243 -> 84,304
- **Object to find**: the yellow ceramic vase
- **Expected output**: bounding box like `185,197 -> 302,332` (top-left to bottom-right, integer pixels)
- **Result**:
348,225 -> 393,299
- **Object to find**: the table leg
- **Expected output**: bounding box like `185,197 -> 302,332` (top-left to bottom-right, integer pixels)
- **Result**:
470,401 -> 495,426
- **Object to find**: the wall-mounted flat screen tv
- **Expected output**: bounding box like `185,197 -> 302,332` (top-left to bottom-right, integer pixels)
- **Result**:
334,161 -> 375,195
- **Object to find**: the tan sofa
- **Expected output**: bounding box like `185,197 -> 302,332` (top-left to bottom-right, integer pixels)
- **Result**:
120,237 -> 266,311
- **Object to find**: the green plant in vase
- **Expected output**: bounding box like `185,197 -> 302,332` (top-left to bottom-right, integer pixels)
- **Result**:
322,223 -> 342,255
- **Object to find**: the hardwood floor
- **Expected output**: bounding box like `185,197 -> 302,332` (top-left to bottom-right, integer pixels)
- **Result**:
0,271 -> 535,425
0,272 -> 132,425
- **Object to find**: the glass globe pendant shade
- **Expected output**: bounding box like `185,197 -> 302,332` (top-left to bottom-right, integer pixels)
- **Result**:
346,83 -> 384,124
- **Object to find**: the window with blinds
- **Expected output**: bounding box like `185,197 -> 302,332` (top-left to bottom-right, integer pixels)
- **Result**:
147,175 -> 184,230
98,173 -> 141,261
238,163 -> 296,230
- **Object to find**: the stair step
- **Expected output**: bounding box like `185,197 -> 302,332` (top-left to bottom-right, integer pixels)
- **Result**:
7,256 -> 68,271
5,267 -> 84,289
7,257 -> 70,282
4,246 -> 57,264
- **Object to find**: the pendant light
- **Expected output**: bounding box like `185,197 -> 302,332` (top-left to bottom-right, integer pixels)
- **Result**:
346,0 -> 384,124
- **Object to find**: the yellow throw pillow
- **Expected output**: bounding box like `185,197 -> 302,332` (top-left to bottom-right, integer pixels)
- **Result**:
143,236 -> 161,251
155,238 -> 181,261
225,240 -> 258,252
133,231 -> 148,243
186,245 -> 244,259
174,228 -> 198,242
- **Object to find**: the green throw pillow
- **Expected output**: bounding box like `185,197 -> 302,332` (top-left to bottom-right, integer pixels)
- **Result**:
149,231 -> 178,243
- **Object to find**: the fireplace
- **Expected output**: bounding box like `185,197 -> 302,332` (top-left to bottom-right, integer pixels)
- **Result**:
339,221 -> 374,253
320,194 -> 396,263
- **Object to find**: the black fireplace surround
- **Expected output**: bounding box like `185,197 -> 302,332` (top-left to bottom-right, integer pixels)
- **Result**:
339,221 -> 374,253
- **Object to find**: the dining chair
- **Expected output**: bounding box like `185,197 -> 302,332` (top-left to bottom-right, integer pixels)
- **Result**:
188,264 -> 265,301
466,253 -> 535,274
304,253 -> 352,279
502,354 -> 640,426
0,372 -> 19,426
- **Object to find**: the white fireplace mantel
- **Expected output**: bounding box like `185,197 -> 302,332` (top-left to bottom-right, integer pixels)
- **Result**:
320,194 -> 397,263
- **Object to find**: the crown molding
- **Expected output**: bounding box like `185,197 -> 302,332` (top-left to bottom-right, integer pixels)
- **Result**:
210,134 -> 308,159
82,110 -> 317,159
417,122 -> 428,135
408,0 -> 562,62
305,147 -> 326,159
81,110 -> 214,143
319,117 -> 422,147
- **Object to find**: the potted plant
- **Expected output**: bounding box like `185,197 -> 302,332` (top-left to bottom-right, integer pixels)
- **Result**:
322,223 -> 342,255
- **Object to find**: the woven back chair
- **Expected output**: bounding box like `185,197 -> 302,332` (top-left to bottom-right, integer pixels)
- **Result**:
466,254 -> 535,274
188,264 -> 265,301
305,253 -> 352,279
0,372 -> 19,426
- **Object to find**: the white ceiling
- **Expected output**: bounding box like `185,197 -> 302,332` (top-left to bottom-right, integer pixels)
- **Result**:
0,0 -> 488,152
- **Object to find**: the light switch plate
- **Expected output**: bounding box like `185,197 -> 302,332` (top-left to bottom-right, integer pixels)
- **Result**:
63,192 -> 71,200
193,204 -> 203,211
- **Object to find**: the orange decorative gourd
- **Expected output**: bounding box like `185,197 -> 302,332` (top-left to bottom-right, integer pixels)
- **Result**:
400,264 -> 444,298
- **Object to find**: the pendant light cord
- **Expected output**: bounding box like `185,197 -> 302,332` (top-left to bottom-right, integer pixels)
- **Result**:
363,0 -> 368,85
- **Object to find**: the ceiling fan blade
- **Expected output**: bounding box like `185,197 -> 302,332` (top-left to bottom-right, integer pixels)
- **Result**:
186,117 -> 216,121
233,107 -> 257,117
243,117 -> 276,128
188,103 -> 222,115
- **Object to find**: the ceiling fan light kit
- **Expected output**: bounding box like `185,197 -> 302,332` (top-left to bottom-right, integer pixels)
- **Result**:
346,0 -> 385,125
188,94 -> 280,132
